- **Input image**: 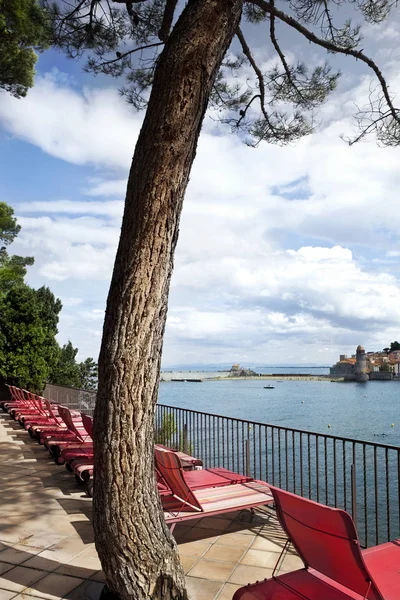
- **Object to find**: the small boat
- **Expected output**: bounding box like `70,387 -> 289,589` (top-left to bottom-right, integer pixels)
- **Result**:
264,385 -> 275,389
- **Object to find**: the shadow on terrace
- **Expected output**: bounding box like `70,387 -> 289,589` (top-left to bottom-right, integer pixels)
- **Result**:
0,412 -> 302,600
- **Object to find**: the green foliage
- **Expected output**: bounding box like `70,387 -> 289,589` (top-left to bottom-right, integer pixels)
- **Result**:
0,252 -> 35,295
0,0 -> 51,97
49,342 -> 98,390
0,201 -> 97,392
155,412 -> 193,454
79,357 -> 98,391
155,413 -> 176,445
49,341 -> 82,387
0,285 -> 62,392
379,362 -> 391,372
390,341 -> 400,352
0,202 -> 34,295
0,201 -> 21,245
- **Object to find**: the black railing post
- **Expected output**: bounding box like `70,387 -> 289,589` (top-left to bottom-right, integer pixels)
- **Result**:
351,463 -> 357,525
245,438 -> 250,477
183,423 -> 188,454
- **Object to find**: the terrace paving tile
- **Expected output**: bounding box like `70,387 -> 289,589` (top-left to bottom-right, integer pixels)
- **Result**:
202,544 -> 246,564
21,573 -> 85,599
180,554 -> 198,573
213,533 -> 254,549
0,565 -> 47,593
0,545 -> 43,566
63,579 -> 104,599
0,590 -> 17,600
0,563 -> 14,577
179,541 -> 213,558
228,564 -> 274,585
185,577 -> 223,600
188,559 -> 236,582
0,411 -> 302,600
240,548 -> 281,568
215,582 -> 243,600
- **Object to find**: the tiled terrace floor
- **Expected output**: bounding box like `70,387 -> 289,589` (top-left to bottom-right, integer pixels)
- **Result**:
0,412 -> 302,600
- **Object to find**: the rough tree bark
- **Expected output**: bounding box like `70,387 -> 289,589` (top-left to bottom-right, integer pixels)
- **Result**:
93,1 -> 243,599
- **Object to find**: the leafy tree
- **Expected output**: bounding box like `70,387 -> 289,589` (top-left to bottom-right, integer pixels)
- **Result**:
0,202 -> 34,295
0,285 -> 62,392
0,201 -> 21,244
49,341 -> 82,387
79,357 -> 98,390
390,341 -> 400,352
50,1 -> 400,598
0,0 -> 51,98
50,343 -> 98,389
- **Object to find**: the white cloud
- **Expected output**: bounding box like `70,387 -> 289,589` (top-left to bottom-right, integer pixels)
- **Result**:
0,73 -> 139,170
2,58 -> 400,365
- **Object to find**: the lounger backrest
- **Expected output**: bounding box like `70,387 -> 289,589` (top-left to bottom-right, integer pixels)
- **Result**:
42,399 -> 62,424
27,392 -> 45,414
58,406 -> 84,441
271,487 -> 384,600
154,446 -> 202,512
81,413 -> 93,438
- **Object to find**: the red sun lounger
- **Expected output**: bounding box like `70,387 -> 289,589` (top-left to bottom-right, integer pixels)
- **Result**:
40,406 -> 89,456
45,406 -> 93,462
233,486 -> 400,600
155,446 -> 273,530
27,399 -> 67,438
156,447 -> 253,495
155,444 -> 203,470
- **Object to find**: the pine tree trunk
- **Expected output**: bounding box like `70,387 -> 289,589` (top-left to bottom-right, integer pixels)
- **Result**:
93,1 -> 243,599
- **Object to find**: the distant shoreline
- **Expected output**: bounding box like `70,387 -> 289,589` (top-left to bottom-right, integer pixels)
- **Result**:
213,375 -> 332,381
160,373 -> 335,382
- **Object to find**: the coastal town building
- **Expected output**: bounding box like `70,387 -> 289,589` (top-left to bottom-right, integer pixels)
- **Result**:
330,345 -> 400,380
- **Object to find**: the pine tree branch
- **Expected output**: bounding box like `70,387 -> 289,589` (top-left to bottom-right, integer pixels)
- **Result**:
95,41 -> 163,67
236,27 -> 277,134
247,0 -> 400,127
158,0 -> 179,42
269,0 -> 306,105
321,0 -> 335,40
236,94 -> 261,126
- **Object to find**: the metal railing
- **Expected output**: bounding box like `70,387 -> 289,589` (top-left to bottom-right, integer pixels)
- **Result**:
40,383 -> 400,548
155,404 -> 400,548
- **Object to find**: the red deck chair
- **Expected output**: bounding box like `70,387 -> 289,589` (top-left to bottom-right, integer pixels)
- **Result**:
46,406 -> 93,462
155,446 -> 273,530
5,388 -> 37,417
156,447 -> 253,496
27,399 -> 66,438
2,385 -> 26,409
13,392 -> 48,423
65,415 -> 94,487
155,444 -> 203,470
233,486 -> 400,600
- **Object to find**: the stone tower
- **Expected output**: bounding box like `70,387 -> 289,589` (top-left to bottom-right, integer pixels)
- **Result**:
355,345 -> 368,382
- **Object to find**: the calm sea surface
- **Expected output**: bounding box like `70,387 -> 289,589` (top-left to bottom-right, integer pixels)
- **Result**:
158,378 -> 400,446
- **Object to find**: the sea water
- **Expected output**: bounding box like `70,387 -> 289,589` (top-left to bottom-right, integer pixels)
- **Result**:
158,378 -> 400,446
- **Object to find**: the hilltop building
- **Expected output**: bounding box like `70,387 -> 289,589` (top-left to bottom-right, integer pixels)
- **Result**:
330,345 -> 400,380
354,345 -> 368,382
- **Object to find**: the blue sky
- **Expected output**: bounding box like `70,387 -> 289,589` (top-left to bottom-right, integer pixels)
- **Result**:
1,7 -> 400,366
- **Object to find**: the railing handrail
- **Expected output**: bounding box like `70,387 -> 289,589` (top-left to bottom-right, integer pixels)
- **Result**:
45,383 -> 96,395
158,402 -> 400,452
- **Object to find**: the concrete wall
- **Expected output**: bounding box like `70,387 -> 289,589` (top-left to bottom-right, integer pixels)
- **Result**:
369,371 -> 393,380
